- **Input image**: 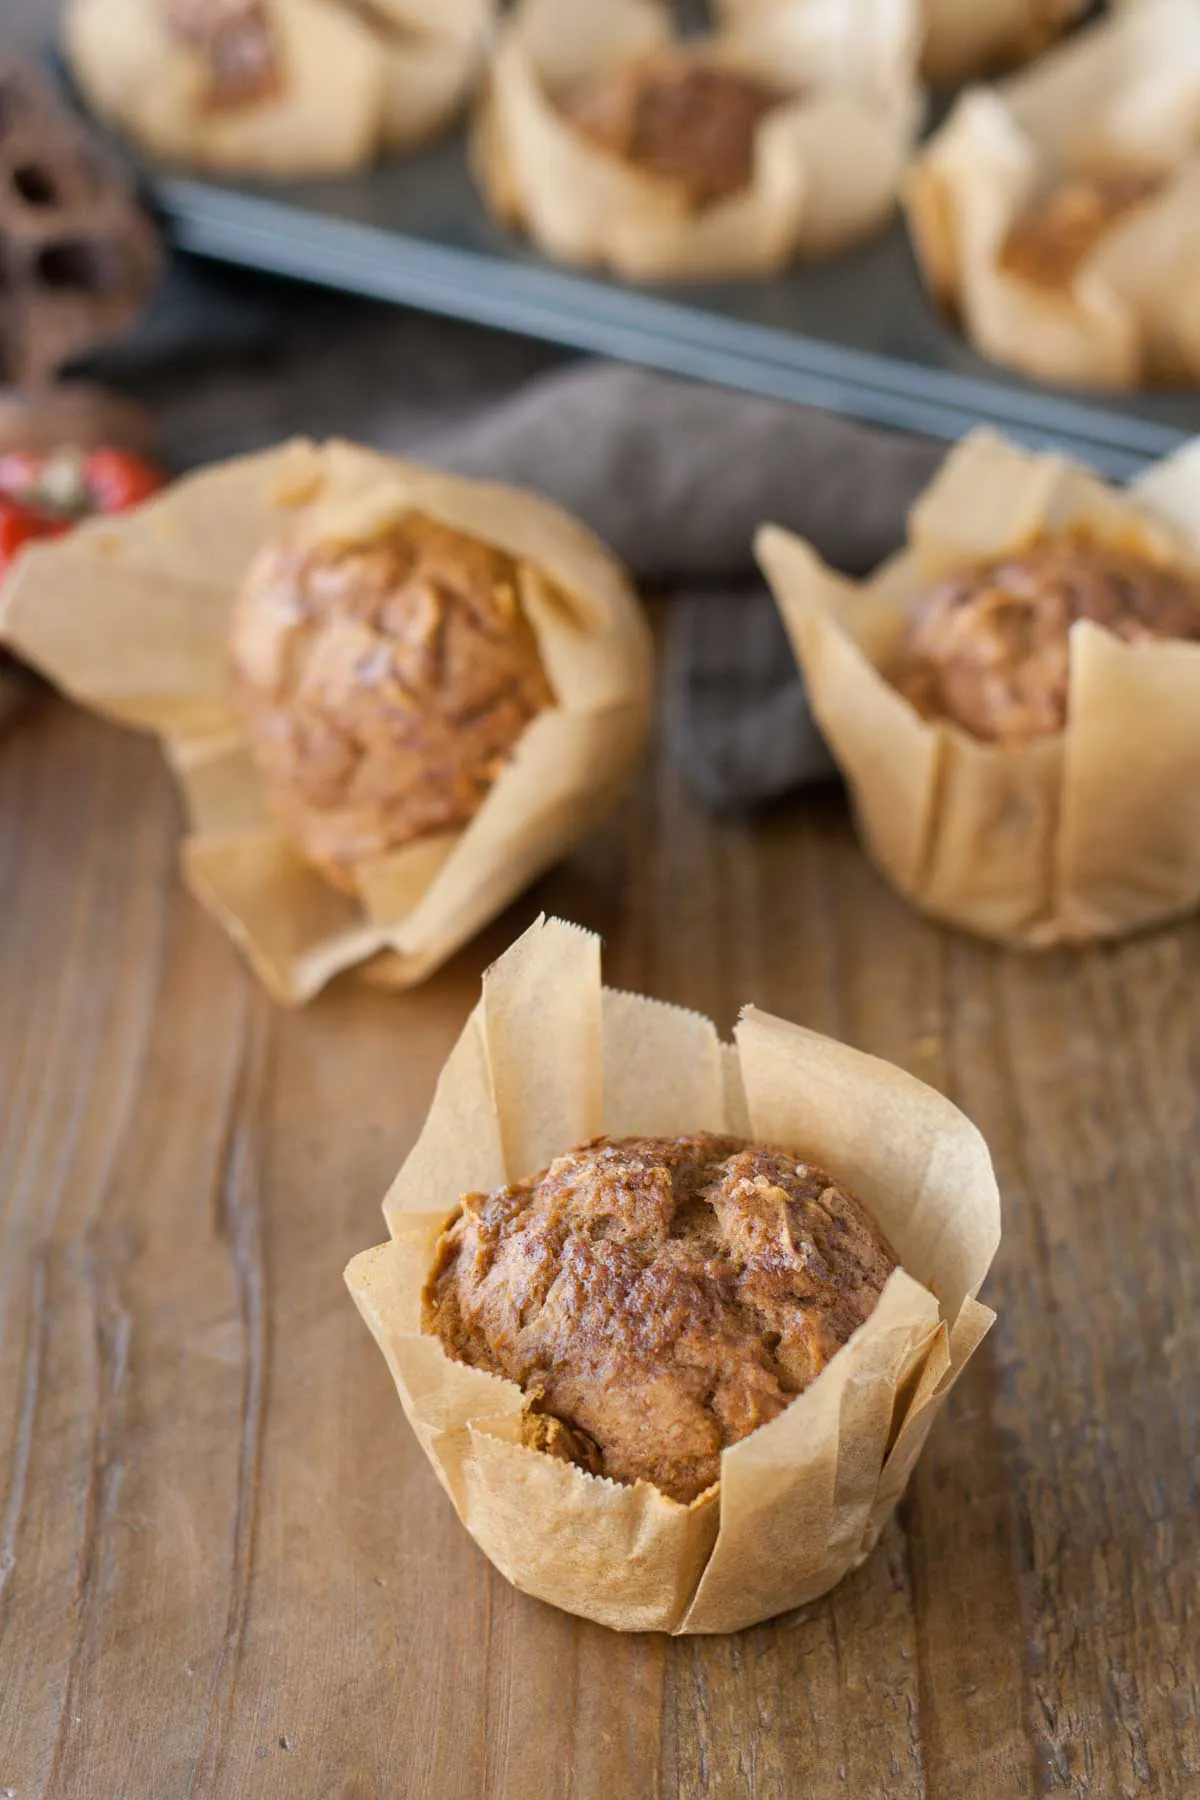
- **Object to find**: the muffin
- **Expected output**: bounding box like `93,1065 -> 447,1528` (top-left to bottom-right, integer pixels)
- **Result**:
757,427 -> 1200,947
475,0 -> 920,279
424,1131 -> 898,1504
0,441 -> 652,1002
891,534 -> 1200,743
230,513 -> 554,896
346,916 -> 1001,1633
904,1 -> 1200,388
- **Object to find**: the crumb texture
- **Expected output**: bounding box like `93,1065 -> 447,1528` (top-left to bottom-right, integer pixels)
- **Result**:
424,1131 -> 898,1504
892,534 -> 1200,742
230,513 -> 554,891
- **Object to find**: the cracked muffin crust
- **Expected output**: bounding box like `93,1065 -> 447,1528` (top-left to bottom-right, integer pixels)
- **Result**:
422,1132 -> 898,1504
891,534 -> 1200,743
229,511 -> 555,893
560,56 -> 790,209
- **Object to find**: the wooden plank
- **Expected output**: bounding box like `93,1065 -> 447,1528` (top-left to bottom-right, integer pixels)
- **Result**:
2,689 -> 1199,1799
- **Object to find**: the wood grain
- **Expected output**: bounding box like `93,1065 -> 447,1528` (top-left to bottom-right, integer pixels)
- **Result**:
2,687 -> 1198,1799
9,7 -> 1200,1789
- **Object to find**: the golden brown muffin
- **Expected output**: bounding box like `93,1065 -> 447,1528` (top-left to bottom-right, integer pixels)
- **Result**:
998,172 -> 1164,290
560,55 -> 790,209
166,0 -> 280,107
423,1131 -> 898,1504
229,512 -> 555,893
892,534 -> 1200,743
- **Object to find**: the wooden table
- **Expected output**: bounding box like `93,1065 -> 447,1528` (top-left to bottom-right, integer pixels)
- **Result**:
2,678 -> 1198,1799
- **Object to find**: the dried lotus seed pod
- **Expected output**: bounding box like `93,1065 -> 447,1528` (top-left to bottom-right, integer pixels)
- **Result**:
0,57 -> 160,385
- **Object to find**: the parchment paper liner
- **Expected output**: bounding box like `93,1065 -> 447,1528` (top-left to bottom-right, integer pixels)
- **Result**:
474,0 -> 922,280
64,0 -> 385,176
345,914 -> 1000,1635
757,426 -> 1200,947
717,0 -> 1074,87
0,442 -> 652,1004
347,0 -> 495,152
904,0 -> 1200,388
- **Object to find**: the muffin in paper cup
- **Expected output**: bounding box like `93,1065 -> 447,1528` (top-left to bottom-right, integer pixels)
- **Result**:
345,914 -> 1000,1635
0,440 -> 652,1004
63,0 -> 495,174
905,0 -> 1200,388
343,0 -> 495,152
756,427 -> 1200,948
64,0 -> 385,176
473,0 -> 922,280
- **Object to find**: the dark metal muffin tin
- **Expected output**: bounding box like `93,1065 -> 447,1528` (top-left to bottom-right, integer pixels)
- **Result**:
136,121 -> 1200,478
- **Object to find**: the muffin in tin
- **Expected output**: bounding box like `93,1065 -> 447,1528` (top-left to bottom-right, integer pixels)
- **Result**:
475,0 -> 920,279
905,0 -> 1200,389
63,0 -> 493,174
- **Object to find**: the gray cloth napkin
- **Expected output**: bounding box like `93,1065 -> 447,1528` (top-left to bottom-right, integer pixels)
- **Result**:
97,262 -> 945,805
432,362 -> 943,805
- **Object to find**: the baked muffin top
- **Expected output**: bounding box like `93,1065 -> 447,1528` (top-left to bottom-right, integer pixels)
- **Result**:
560,55 -> 790,209
423,1131 -> 898,1504
891,534 -> 1200,743
998,172 -> 1163,290
230,512 -> 554,892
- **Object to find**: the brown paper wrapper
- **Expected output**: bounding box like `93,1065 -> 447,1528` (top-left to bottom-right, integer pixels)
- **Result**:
64,0 -> 386,176
345,914 -> 1001,1635
347,0 -> 494,151
757,427 -> 1200,947
64,0 -> 493,172
474,0 -> 921,280
904,1 -> 1200,388
718,0 -> 1081,86
0,442 -> 652,1003
920,0 -> 1086,84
